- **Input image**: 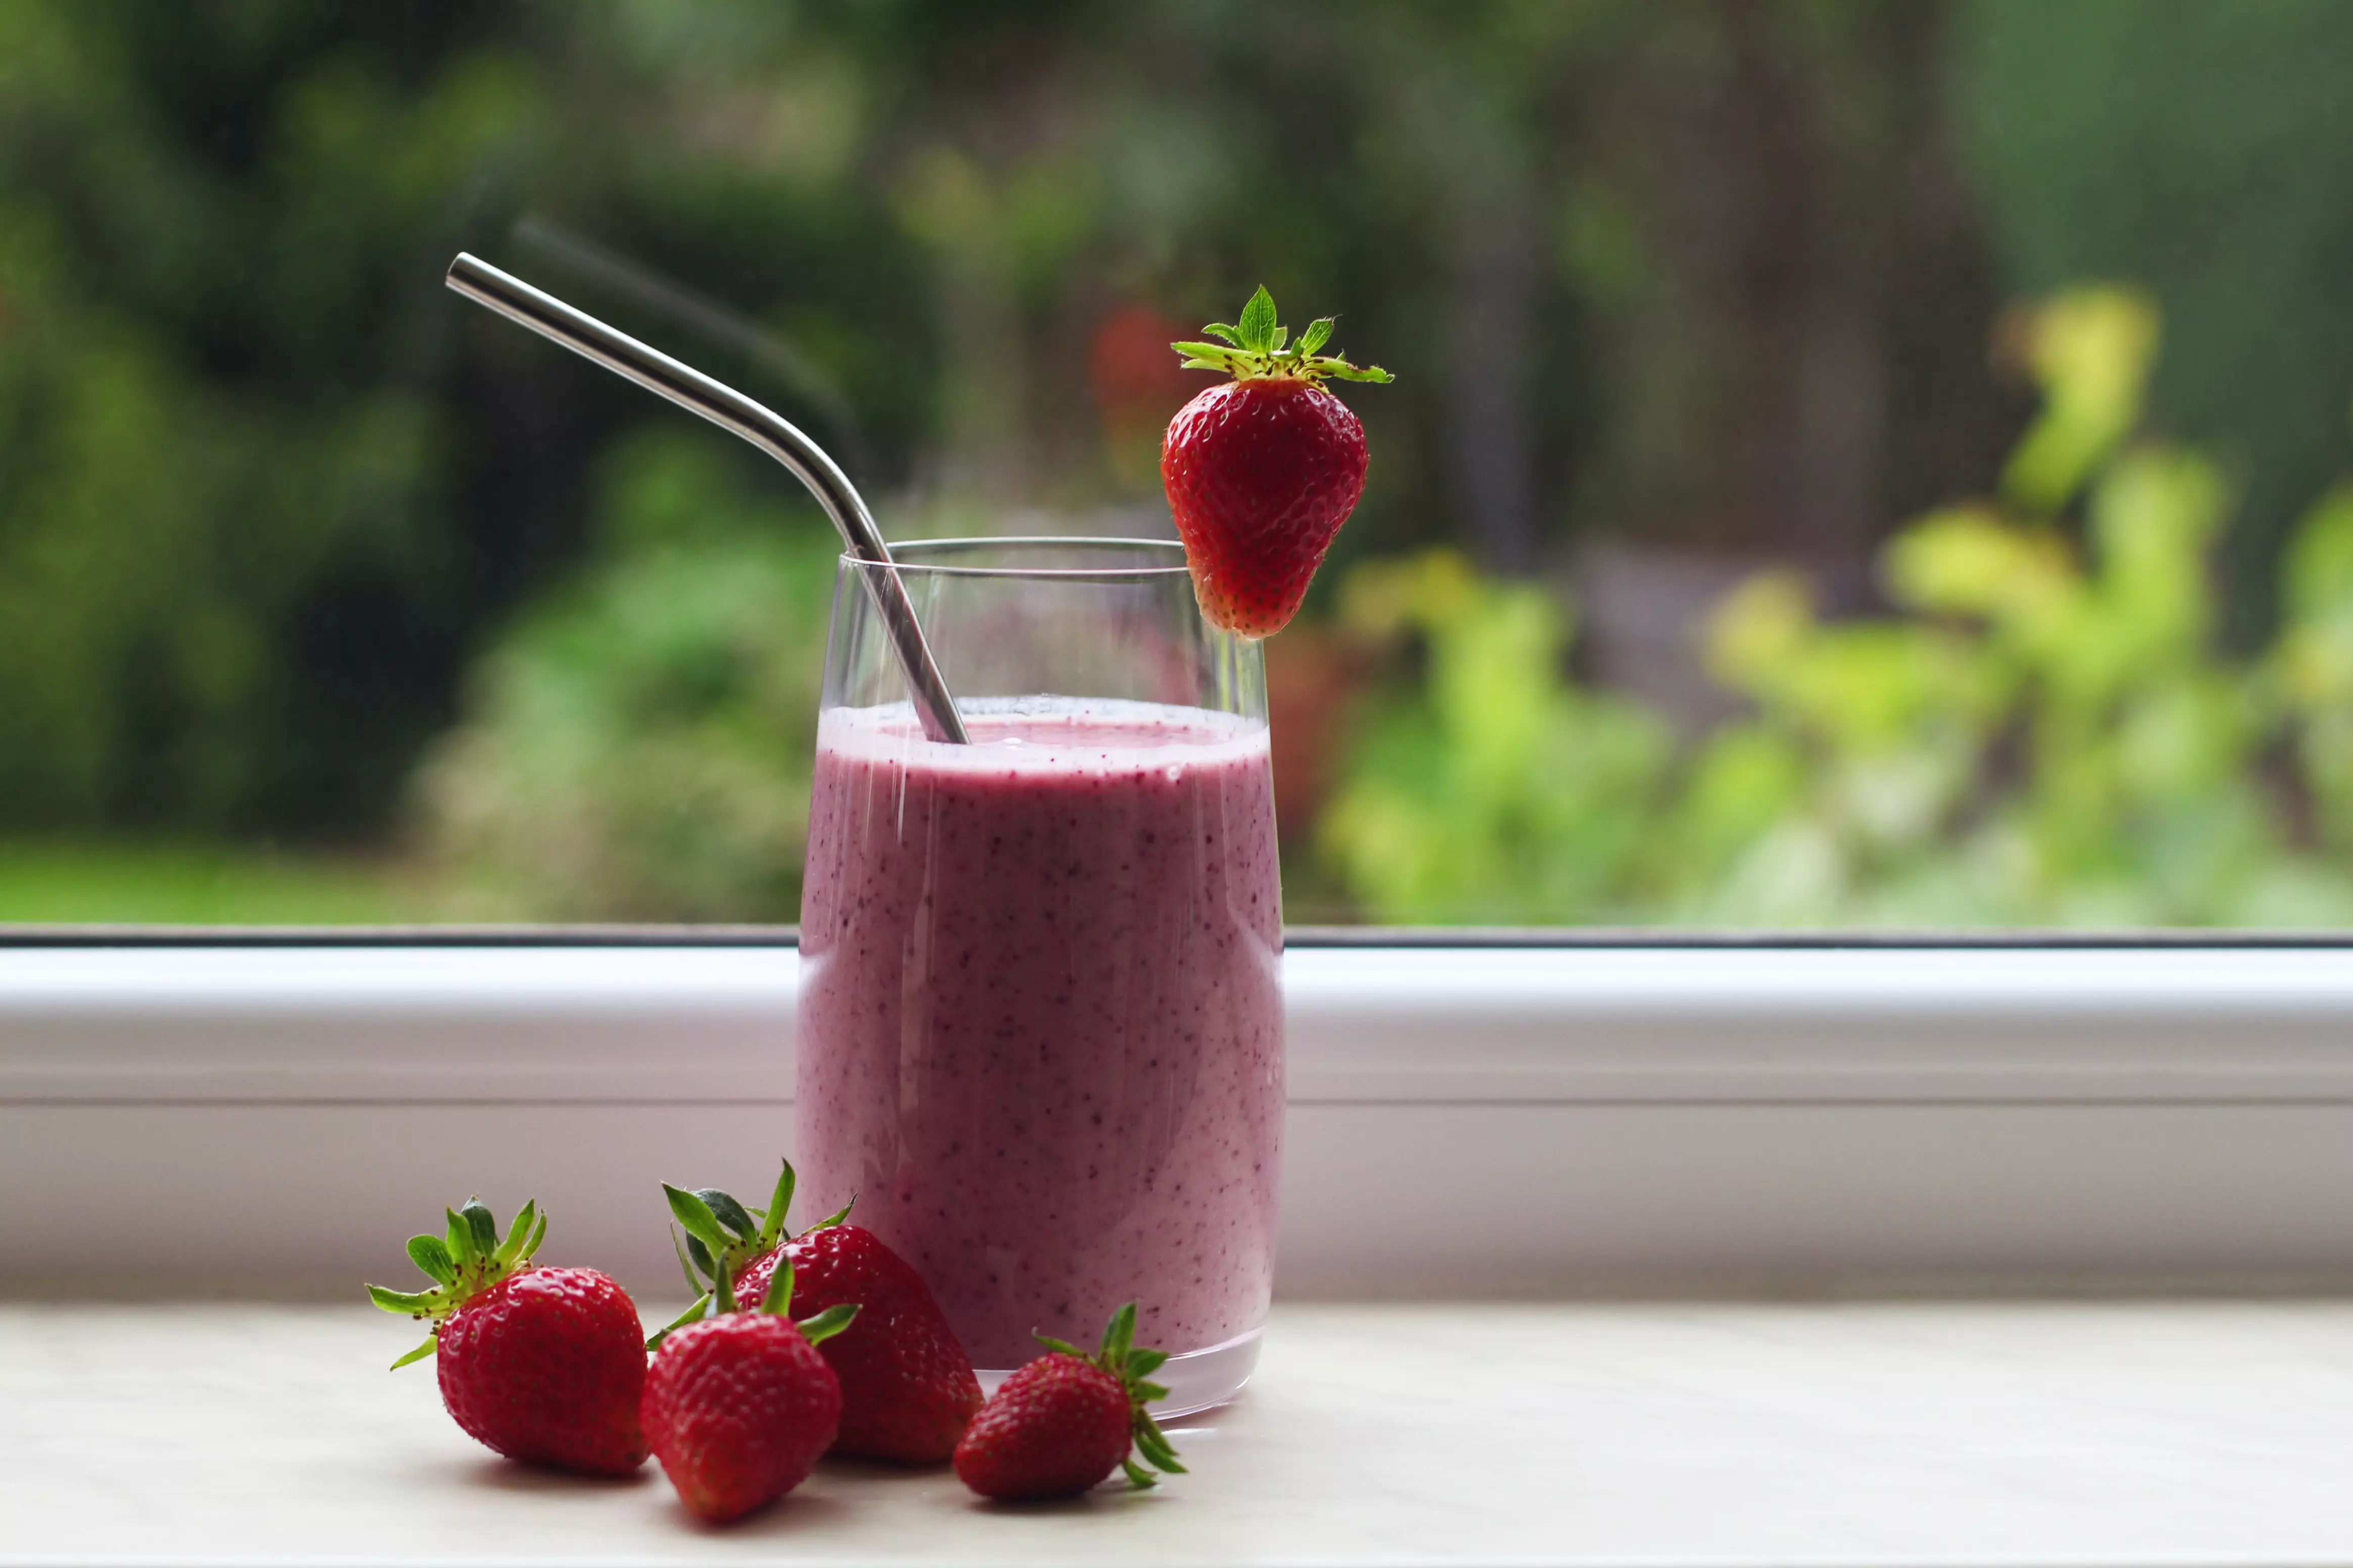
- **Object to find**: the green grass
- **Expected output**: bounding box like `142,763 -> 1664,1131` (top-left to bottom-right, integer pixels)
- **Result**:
0,842 -> 430,926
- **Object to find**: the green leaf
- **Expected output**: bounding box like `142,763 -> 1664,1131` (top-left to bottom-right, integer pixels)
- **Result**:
758,1161 -> 796,1249
697,1188 -> 759,1243
1133,1429 -> 1184,1474
459,1199 -> 499,1257
1034,1332 -> 1084,1357
1297,317 -> 1335,356
1100,1301 -> 1137,1364
1122,1457 -> 1159,1489
519,1208 -> 548,1265
493,1199 -> 537,1267
1198,323 -> 1240,345
759,1256 -> 796,1316
1237,286 -> 1278,352
405,1235 -> 456,1286
367,1284 -> 439,1315
445,1208 -> 478,1269
664,1184 -> 732,1255
1135,1380 -> 1169,1402
809,1196 -> 855,1231
670,1226 -> 704,1295
389,1334 -> 438,1371
1125,1347 -> 1169,1379
645,1292 -> 711,1351
1269,325 -> 1288,352
684,1233 -> 718,1281
1133,1412 -> 1186,1473
1170,341 -> 1239,361
796,1303 -> 859,1344
1321,361 -> 1393,383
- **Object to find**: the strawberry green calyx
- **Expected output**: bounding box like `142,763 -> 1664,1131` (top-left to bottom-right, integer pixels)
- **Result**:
1171,286 -> 1393,386
1035,1301 -> 1187,1489
365,1197 -> 548,1370
648,1161 -> 858,1349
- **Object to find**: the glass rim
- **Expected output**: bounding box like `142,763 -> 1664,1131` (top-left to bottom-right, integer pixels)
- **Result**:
851,535 -> 1189,580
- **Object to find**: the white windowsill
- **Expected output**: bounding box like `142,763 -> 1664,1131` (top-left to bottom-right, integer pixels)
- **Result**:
8,1297 -> 2353,1567
6,939 -> 2353,1294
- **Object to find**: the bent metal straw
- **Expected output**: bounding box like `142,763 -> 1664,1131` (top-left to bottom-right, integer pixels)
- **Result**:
445,251 -> 967,745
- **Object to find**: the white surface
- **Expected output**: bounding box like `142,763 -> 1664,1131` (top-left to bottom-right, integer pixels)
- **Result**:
7,1299 -> 2353,1566
12,944 -> 2353,1295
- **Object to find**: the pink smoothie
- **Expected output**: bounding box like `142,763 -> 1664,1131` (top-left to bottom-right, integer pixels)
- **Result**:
795,699 -> 1283,1369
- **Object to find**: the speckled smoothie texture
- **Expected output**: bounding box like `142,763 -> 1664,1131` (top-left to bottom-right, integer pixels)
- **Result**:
796,699 -> 1283,1369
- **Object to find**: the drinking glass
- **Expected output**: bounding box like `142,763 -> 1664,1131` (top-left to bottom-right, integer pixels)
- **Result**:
796,537 -> 1282,1415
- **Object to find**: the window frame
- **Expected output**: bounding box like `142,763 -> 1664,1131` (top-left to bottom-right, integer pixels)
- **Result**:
7,931 -> 2353,1298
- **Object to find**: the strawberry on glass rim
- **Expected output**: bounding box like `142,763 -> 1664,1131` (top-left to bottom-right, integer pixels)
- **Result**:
1163,286 -> 1392,639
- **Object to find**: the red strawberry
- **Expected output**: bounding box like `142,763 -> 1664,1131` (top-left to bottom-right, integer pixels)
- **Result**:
641,1254 -> 856,1523
953,1302 -> 1186,1501
652,1161 -> 982,1463
368,1198 -> 648,1477
1163,287 -> 1392,638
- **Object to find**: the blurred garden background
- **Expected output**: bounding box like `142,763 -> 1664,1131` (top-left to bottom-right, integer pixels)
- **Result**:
8,0 -> 2353,926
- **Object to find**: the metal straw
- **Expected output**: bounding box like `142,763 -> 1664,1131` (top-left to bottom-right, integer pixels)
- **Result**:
445,252 -> 968,744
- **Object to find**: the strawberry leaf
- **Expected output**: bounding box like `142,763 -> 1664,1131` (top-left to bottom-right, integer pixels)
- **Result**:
1100,1300 -> 1137,1365
367,1284 -> 439,1315
758,1256 -> 796,1316
807,1196 -> 855,1232
664,1184 -> 732,1256
669,1226 -> 703,1295
388,1334 -> 438,1371
645,1292 -> 711,1350
1122,1457 -> 1159,1489
797,1303 -> 859,1345
1237,286 -> 1278,352
493,1199 -> 537,1267
444,1208 -> 478,1269
757,1161 -> 796,1249
405,1235 -> 456,1286
1169,292 -> 1392,392
1033,1332 -> 1084,1357
697,1187 -> 760,1243
1125,1347 -> 1169,1378
459,1199 -> 499,1257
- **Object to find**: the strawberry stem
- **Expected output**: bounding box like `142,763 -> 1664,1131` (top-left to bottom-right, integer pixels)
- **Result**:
1035,1301 -> 1188,1488
365,1196 -> 548,1370
1171,286 -> 1393,386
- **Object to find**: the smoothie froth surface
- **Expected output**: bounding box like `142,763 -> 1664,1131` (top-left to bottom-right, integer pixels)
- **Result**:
812,700 -> 1271,770
796,697 -> 1284,1370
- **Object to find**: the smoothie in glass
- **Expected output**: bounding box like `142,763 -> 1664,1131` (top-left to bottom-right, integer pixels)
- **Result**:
796,697 -> 1283,1390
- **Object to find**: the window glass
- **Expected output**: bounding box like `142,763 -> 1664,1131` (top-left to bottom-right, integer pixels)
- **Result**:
5,2 -> 2350,928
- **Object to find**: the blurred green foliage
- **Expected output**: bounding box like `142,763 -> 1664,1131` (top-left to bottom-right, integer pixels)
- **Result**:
1963,0 -> 2353,640
414,428 -> 838,921
1325,287 -> 2353,926
0,842 -> 413,925
9,2 -> 2353,927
